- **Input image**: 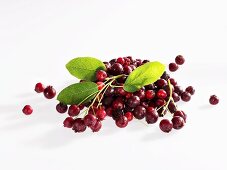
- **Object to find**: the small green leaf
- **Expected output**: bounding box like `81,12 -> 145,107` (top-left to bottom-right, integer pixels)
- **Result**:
123,61 -> 165,92
66,57 -> 106,81
57,82 -> 98,105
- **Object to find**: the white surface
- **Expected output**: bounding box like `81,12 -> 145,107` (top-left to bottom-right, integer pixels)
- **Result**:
1,0 -> 227,170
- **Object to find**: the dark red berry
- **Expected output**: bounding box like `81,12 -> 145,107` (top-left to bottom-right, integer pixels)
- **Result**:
112,99 -> 124,110
145,90 -> 155,100
96,82 -> 105,90
90,120 -> 102,132
125,112 -> 133,121
159,119 -> 173,133
105,86 -> 114,96
155,99 -> 166,107
174,86 -> 184,95
72,118 -> 86,133
56,103 -> 68,113
156,89 -> 167,99
134,89 -> 145,100
106,107 -> 113,117
169,63 -> 179,72
155,79 -> 168,88
34,82 -> 45,93
181,92 -> 191,102
209,95 -> 219,105
161,71 -> 170,80
103,62 -> 111,70
115,87 -> 126,96
110,63 -> 124,75
115,116 -> 128,128
43,86 -> 56,99
63,117 -> 75,128
127,96 -> 140,108
168,101 -> 177,113
133,106 -> 146,120
172,116 -> 185,130
146,107 -> 158,124
169,78 -> 177,86
112,110 -> 124,120
172,92 -> 180,102
124,65 -> 133,75
79,104 -> 85,110
125,92 -> 133,99
185,86 -> 195,95
174,110 -> 187,122
175,55 -> 185,65
68,105 -> 80,117
96,108 -> 106,120
84,114 -> 97,127
22,105 -> 33,115
96,70 -> 107,82
116,57 -> 125,65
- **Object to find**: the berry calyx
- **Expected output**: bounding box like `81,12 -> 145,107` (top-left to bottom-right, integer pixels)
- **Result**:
22,105 -> 33,115
43,86 -> 56,99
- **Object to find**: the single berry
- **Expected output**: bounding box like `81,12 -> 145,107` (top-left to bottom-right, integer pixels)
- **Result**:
22,105 -> 33,115
106,107 -> 113,117
133,106 -> 146,119
125,92 -> 133,99
43,86 -> 56,99
102,96 -> 114,106
145,84 -> 156,90
174,110 -> 187,122
90,120 -> 102,132
63,117 -> 75,128
169,78 -> 177,86
68,105 -> 80,117
79,104 -> 85,110
156,89 -> 167,99
145,90 -> 155,100
168,101 -> 177,113
112,99 -> 124,110
84,114 -> 97,127
116,57 -> 125,65
112,110 -> 124,120
56,103 -> 68,113
155,79 -> 168,88
72,118 -> 86,133
172,92 -> 180,102
134,89 -> 145,100
125,112 -> 133,121
34,82 -> 45,93
127,96 -> 140,108
175,55 -> 185,65
181,92 -> 191,102
124,65 -> 133,75
96,108 -> 107,120
169,63 -> 179,72
115,87 -> 126,96
96,82 -> 105,90
109,59 -> 116,65
110,63 -> 124,75
96,70 -> 107,82
141,101 -> 149,109
172,116 -> 185,129
159,119 -> 173,133
209,95 -> 219,105
155,99 -> 166,107
115,116 -> 128,128
146,107 -> 158,124
185,86 -> 195,95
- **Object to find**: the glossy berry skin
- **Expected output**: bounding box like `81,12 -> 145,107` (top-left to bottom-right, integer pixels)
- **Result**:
209,95 -> 219,105
145,90 -> 155,100
110,63 -> 124,75
96,70 -> 107,82
115,116 -> 128,128
44,86 -> 56,99
127,96 -> 140,108
90,120 -> 102,132
172,92 -> 180,102
112,100 -> 124,110
133,106 -> 146,120
155,99 -> 166,107
134,89 -> 145,101
105,86 -> 114,96
115,87 -> 126,96
103,62 -> 111,71
168,102 -> 177,113
84,114 -> 97,127
146,107 -> 158,124
155,79 -> 168,88
34,82 -> 45,93
106,107 -> 113,117
56,103 -> 68,113
169,63 -> 179,72
181,92 -> 191,102
124,65 -> 133,75
174,110 -> 187,122
96,82 -> 105,90
175,55 -> 185,65
63,117 -> 75,128
172,116 -> 185,130
185,86 -> 195,95
68,105 -> 80,117
125,112 -> 133,121
159,119 -> 173,133
72,118 -> 86,133
22,105 -> 33,115
156,89 -> 167,99
116,57 -> 125,65
96,108 -> 107,120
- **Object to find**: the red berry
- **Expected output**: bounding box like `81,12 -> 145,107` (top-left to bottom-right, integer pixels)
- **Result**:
90,120 -> 102,132
133,106 -> 146,120
63,117 -> 75,128
112,99 -> 124,110
68,105 -> 80,117
181,92 -> 191,102
123,65 -> 133,75
175,55 -> 185,65
84,114 -> 97,127
169,78 -> 177,86
96,108 -> 106,120
22,105 -> 33,115
125,112 -> 133,121
34,82 -> 45,93
169,63 -> 179,72
173,110 -> 187,122
172,116 -> 185,130
146,107 -> 158,124
56,103 -> 68,113
72,118 -> 86,133
159,119 -> 173,133
79,104 -> 85,110
96,82 -> 105,90
106,107 -> 113,117
43,86 -> 56,99
209,95 -> 219,105
115,116 -> 128,128
155,79 -> 167,88
156,89 -> 167,99
96,70 -> 107,82
116,57 -> 125,65
145,90 -> 155,100
185,86 -> 195,95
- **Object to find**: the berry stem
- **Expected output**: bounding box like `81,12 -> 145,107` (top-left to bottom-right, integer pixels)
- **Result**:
78,91 -> 99,106
161,79 -> 173,116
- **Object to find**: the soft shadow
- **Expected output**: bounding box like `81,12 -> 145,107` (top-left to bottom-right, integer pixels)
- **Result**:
198,104 -> 213,110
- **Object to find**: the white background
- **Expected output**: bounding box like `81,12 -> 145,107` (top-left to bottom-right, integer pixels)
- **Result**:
0,0 -> 227,170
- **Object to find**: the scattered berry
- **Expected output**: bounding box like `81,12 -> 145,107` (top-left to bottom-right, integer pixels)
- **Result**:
181,92 -> 191,102
56,103 -> 68,113
185,86 -> 195,95
169,63 -> 179,72
22,105 -> 33,115
172,116 -> 185,129
44,86 -> 56,99
175,55 -> 185,65
34,82 -> 45,93
63,117 -> 75,128
209,95 -> 219,105
159,119 -> 173,133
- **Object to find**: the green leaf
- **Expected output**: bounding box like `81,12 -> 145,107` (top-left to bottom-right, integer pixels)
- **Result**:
57,82 -> 99,105
123,61 -> 165,92
66,57 -> 106,81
